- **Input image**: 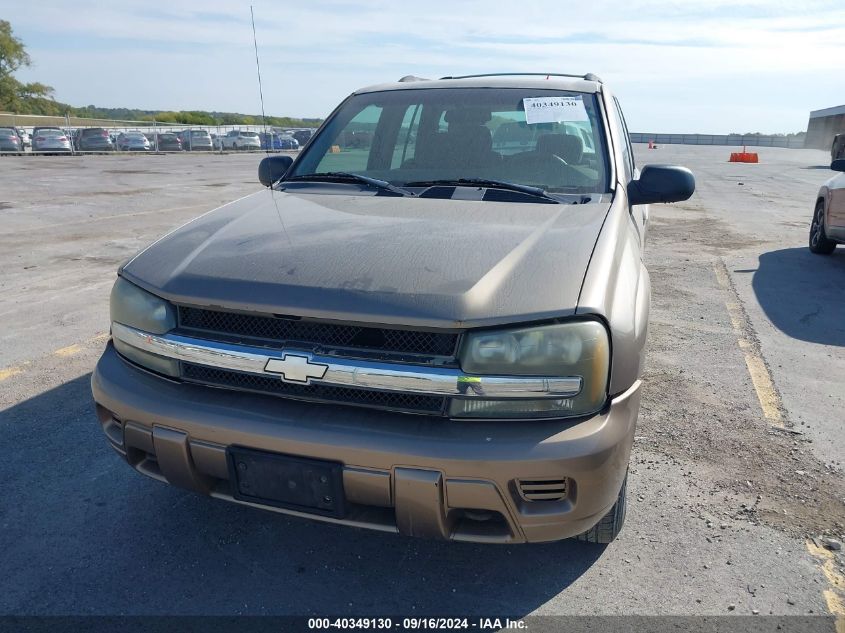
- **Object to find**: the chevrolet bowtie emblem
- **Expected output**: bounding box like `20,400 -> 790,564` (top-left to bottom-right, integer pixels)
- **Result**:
264,354 -> 329,384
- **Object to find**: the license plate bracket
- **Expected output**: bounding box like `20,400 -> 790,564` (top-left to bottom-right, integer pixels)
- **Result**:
227,447 -> 346,518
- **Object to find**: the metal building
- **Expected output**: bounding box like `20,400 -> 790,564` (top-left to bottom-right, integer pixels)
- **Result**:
805,105 -> 845,150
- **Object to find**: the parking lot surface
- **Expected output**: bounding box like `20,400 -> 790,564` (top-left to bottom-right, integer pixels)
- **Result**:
1,147 -> 843,616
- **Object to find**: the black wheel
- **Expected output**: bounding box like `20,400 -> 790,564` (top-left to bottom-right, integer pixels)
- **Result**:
575,474 -> 627,544
809,201 -> 837,255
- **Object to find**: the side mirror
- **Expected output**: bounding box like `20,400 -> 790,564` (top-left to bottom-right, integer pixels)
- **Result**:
628,164 -> 695,205
831,159 -> 845,172
258,155 -> 294,187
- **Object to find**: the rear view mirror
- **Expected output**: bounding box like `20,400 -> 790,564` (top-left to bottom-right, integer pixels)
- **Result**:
258,155 -> 294,187
628,165 -> 695,205
831,159 -> 845,172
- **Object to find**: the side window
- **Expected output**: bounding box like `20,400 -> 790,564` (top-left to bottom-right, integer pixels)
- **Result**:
612,97 -> 634,182
613,97 -> 635,179
437,110 -> 449,133
391,104 -> 421,169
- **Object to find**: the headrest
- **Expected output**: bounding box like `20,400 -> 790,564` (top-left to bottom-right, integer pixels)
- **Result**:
444,108 -> 492,125
446,124 -> 492,152
537,133 -> 583,164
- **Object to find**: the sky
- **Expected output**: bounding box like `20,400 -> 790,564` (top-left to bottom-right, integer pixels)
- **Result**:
6,0 -> 845,134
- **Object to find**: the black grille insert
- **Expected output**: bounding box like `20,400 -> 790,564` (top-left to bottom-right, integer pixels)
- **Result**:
177,306 -> 459,357
181,363 -> 446,415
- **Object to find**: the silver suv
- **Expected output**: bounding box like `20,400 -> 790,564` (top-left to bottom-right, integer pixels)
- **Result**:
93,73 -> 694,544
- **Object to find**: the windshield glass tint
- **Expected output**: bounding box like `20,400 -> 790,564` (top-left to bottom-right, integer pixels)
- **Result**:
291,87 -> 609,194
191,131 -> 209,137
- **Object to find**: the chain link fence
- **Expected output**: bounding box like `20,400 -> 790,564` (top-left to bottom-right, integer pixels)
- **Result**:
3,111 -> 811,155
629,132 -> 806,149
0,112 -> 312,154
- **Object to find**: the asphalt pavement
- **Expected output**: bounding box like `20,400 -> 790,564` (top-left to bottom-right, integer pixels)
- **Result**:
0,147 -> 843,618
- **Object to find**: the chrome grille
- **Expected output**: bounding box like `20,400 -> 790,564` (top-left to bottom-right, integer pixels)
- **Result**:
177,306 -> 459,357
181,363 -> 446,415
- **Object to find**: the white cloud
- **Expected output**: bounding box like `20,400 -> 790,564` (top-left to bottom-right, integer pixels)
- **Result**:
9,0 -> 845,132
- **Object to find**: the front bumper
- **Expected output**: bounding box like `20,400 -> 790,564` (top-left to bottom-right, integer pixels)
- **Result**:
92,343 -> 640,543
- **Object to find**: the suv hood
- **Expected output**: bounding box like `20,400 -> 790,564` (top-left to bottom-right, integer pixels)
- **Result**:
122,189 -> 611,328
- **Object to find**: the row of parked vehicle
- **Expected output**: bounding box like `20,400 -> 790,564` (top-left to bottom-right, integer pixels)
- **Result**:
0,126 -> 32,151
0,126 -> 314,153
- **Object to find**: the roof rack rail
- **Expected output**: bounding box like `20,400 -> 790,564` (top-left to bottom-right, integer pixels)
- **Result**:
398,75 -> 430,82
439,72 -> 603,83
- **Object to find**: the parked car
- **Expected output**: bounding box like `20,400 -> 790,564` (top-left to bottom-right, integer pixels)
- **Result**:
13,127 -> 30,149
258,132 -> 279,150
832,134 -> 845,161
221,129 -> 261,151
279,135 -> 300,150
809,158 -> 845,254
32,126 -> 63,140
92,72 -> 694,544
75,128 -> 114,151
180,129 -> 212,151
210,133 -> 222,150
0,127 -> 22,152
259,132 -> 298,150
32,129 -> 72,153
292,129 -> 313,147
116,131 -> 151,151
153,132 -> 182,151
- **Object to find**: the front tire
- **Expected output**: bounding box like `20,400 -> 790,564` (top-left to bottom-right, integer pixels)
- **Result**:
809,201 -> 836,255
575,474 -> 627,544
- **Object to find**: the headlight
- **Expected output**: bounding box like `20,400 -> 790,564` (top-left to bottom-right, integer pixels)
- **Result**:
110,277 -> 175,334
452,320 -> 609,419
110,277 -> 179,376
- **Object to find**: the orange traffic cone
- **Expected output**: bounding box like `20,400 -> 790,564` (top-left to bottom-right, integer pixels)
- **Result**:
729,145 -> 759,163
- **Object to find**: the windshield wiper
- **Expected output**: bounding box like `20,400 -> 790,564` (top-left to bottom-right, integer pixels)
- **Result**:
404,178 -> 561,204
282,172 -> 412,196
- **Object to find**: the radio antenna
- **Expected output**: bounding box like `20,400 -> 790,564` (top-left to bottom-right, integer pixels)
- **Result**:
250,5 -> 270,153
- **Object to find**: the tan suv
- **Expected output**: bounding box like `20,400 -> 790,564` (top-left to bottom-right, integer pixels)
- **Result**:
92,73 -> 694,543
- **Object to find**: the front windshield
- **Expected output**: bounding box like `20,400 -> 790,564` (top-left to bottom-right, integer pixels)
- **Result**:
290,87 -> 610,195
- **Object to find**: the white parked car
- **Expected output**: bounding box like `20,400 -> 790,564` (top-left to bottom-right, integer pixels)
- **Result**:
116,131 -> 151,152
180,129 -> 213,151
221,130 -> 261,151
32,129 -> 72,153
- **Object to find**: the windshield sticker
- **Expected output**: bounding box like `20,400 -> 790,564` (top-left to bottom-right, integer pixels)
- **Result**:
523,96 -> 589,124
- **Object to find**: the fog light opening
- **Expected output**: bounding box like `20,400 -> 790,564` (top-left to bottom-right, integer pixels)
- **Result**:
462,509 -> 494,522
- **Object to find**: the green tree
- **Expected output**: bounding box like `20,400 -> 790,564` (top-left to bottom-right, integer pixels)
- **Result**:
0,20 -> 29,78
0,20 -> 57,113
